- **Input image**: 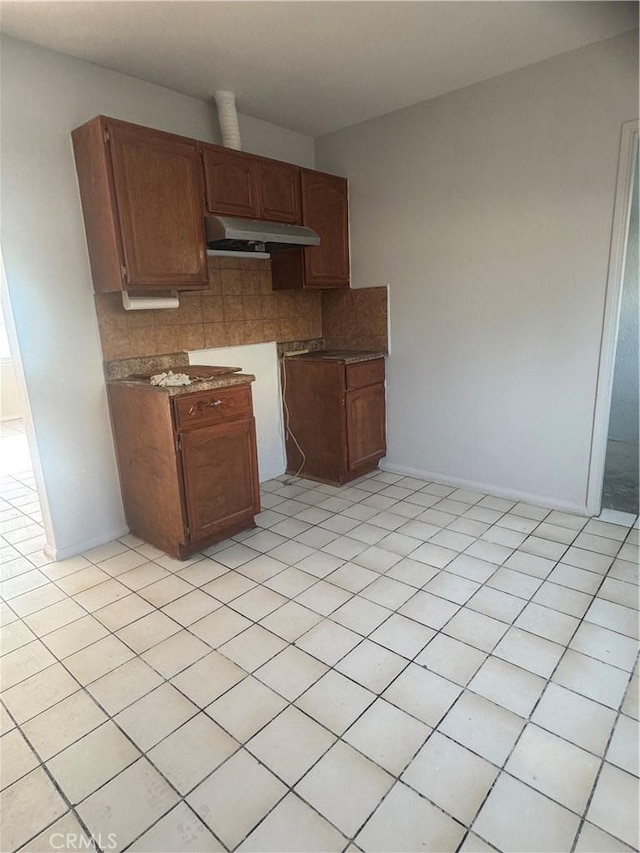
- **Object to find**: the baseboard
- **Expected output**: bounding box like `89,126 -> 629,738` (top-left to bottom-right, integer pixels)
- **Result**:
43,525 -> 130,561
379,462 -> 589,516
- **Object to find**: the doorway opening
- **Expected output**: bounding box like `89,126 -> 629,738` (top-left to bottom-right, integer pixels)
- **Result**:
602,143 -> 639,515
587,120 -> 639,520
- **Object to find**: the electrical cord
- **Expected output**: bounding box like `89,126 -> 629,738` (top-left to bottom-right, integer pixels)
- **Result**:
281,355 -> 307,485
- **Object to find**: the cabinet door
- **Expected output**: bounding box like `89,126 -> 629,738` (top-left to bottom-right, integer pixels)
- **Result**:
301,170 -> 350,288
180,419 -> 259,542
345,383 -> 386,471
202,145 -> 259,218
107,121 -> 208,288
256,160 -> 301,223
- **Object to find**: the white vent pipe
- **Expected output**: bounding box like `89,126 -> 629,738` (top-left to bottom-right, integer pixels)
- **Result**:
214,90 -> 242,150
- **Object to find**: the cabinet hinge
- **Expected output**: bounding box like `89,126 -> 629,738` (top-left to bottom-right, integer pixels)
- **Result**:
104,129 -> 110,143
120,265 -> 128,282
175,435 -> 182,452
185,524 -> 191,538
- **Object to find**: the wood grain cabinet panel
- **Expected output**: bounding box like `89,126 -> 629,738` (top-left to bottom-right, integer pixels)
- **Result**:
271,169 -> 350,290
180,419 -> 259,542
282,357 -> 385,485
346,384 -> 386,471
201,145 -> 259,218
72,116 -> 208,292
256,159 -> 301,223
108,380 -> 260,559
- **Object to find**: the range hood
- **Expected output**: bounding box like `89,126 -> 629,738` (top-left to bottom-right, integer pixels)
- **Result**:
205,215 -> 320,257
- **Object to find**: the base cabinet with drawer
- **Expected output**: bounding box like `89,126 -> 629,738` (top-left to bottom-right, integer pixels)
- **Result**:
107,379 -> 260,559
282,354 -> 386,485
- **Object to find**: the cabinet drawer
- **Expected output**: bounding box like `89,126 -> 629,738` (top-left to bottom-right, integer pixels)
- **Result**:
345,359 -> 385,390
173,385 -> 252,430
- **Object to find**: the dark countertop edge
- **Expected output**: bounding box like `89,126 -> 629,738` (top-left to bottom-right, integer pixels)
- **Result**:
107,372 -> 256,396
283,350 -> 387,365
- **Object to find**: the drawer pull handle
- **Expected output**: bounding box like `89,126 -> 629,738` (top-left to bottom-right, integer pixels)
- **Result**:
188,399 -> 223,415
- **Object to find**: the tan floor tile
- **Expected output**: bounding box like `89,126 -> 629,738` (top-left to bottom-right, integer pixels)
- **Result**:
295,741 -> 393,837
416,634 -> 487,685
87,657 -> 164,715
368,613 -> 435,659
219,624 -> 287,671
247,705 -> 335,784
439,690 -> 525,765
172,650 -> 247,706
532,682 -> 617,755
77,758 -> 179,850
190,606 -> 252,647
117,611 -> 181,653
468,656 -> 546,717
296,670 -> 376,735
553,649 -> 631,709
40,614 -> 109,659
148,713 -> 238,794
255,646 -> 328,701
238,792 -> 346,852
606,714 -> 640,776
586,762 -> 639,849
64,635 -> 135,685
575,821 -> 636,852
0,768 -> 67,852
505,723 -> 600,813
0,729 -> 39,790
141,629 -> 211,678
47,721 -> 139,804
93,593 -> 155,631
21,690 -> 106,761
382,662 -> 461,726
116,682 -> 199,750
472,773 -> 580,852
206,676 -> 287,741
188,749 -> 287,849
0,640 -> 56,689
355,780 -> 465,852
343,698 -> 430,775
2,664 -> 79,723
16,811 -> 90,853
403,731 -> 499,823
128,803 -> 224,852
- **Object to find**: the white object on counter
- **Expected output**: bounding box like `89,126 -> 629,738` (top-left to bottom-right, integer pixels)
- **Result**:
149,371 -> 191,387
189,343 -> 285,482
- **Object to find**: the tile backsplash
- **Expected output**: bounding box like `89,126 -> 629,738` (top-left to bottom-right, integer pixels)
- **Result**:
95,256 -> 387,362
321,286 -> 388,353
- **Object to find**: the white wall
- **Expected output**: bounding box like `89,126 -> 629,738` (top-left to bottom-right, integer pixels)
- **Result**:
316,31 -> 639,513
0,35 -> 314,558
189,344 -> 286,483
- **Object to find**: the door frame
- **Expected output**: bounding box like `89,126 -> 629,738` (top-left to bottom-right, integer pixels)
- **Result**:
586,119 -> 639,516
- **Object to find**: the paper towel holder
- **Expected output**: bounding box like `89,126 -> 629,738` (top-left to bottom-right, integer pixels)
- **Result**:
122,291 -> 180,311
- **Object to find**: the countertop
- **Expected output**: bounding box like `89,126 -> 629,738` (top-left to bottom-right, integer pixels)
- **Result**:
107,365 -> 255,396
283,349 -> 386,365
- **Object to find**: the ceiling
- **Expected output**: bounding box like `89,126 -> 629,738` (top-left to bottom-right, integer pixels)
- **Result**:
1,1 -> 637,136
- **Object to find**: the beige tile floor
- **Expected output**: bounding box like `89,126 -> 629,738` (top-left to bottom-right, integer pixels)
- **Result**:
0,418 -> 639,852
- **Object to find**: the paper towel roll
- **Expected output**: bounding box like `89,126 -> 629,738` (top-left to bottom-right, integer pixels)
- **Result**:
122,292 -> 180,311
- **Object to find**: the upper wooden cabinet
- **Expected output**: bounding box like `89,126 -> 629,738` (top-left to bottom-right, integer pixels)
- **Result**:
72,116 -> 348,294
201,143 -> 301,224
201,145 -> 258,218
255,159 -> 301,224
271,169 -> 350,290
72,116 -> 208,292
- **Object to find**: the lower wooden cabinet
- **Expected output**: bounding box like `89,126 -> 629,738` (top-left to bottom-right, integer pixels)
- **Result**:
107,379 -> 260,559
282,355 -> 386,485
